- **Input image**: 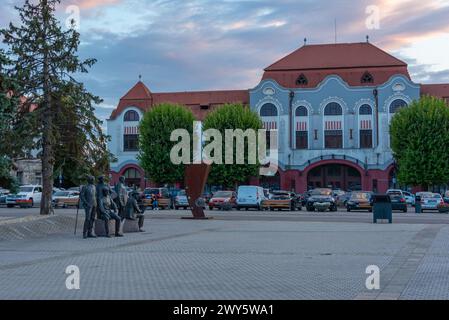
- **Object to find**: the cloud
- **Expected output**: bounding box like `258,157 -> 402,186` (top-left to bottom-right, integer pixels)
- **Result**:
1,0 -> 449,121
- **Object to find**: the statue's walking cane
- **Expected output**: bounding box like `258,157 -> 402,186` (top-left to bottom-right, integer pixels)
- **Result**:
74,186 -> 81,235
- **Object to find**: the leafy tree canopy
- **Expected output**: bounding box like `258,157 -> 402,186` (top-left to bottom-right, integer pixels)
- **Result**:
202,103 -> 263,188
138,103 -> 195,185
390,96 -> 449,188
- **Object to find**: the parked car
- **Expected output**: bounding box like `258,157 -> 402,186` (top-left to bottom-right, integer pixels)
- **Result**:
0,189 -> 10,205
333,189 -> 347,207
209,191 -> 236,210
143,187 -> 172,209
174,189 -> 190,210
52,190 -> 80,208
346,191 -> 373,212
386,189 -> 407,212
421,193 -> 444,212
305,188 -> 338,212
6,185 -> 42,208
403,191 -> 416,206
262,190 -> 301,211
237,186 -> 266,210
443,190 -> 449,204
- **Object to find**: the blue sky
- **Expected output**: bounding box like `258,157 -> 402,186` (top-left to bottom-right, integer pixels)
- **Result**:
1,0 -> 449,124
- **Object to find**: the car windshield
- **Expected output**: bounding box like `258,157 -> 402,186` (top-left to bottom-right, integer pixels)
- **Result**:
213,191 -> 233,198
431,194 -> 442,199
388,191 -> 402,196
19,187 -> 33,193
55,191 -> 70,196
272,195 -> 289,200
351,193 -> 370,200
310,189 -> 332,196
178,190 -> 186,196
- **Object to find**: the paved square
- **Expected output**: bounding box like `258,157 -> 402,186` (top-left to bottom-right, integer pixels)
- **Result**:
1,216 -> 449,300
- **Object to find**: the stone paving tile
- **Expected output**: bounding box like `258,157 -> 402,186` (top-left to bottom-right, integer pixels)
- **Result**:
0,219 -> 446,300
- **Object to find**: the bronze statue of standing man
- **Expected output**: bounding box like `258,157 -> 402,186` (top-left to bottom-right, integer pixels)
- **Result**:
79,176 -> 97,239
115,176 -> 128,219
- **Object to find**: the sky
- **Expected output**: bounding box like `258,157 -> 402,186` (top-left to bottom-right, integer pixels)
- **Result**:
1,0 -> 449,125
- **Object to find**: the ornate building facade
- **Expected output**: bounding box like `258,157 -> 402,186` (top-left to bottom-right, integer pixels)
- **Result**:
107,42 -> 449,192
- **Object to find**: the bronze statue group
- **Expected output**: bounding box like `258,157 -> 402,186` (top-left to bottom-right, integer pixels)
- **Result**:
79,175 -> 145,239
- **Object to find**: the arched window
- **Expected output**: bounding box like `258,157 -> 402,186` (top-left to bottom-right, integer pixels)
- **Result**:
361,72 -> 374,84
295,106 -> 308,117
123,168 -> 141,187
124,110 -> 140,122
359,104 -> 372,115
295,106 -> 308,149
324,102 -> 343,116
260,103 -> 278,117
389,99 -> 407,113
296,74 -> 308,86
324,102 -> 343,149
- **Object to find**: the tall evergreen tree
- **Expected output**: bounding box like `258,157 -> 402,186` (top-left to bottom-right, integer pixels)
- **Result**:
1,0 -> 99,214
52,82 -> 114,188
0,49 -> 34,192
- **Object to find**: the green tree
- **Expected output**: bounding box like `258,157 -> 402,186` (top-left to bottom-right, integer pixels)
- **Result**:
0,49 -> 34,192
202,103 -> 263,188
390,96 -> 449,189
52,82 -> 114,188
2,0 -> 99,214
138,103 -> 195,184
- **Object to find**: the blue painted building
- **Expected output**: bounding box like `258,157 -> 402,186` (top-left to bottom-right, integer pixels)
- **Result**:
107,42 -> 449,192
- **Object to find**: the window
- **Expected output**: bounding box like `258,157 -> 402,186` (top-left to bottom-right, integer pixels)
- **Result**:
296,131 -> 308,149
360,130 -> 373,148
296,74 -> 308,86
389,99 -> 407,113
295,106 -> 308,117
124,134 -> 139,151
260,103 -> 278,117
324,103 -> 342,116
359,104 -> 372,115
325,130 -> 342,149
124,110 -> 140,122
361,72 -> 374,84
124,168 -> 140,179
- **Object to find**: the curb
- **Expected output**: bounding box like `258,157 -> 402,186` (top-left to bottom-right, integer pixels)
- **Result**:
0,215 -> 78,242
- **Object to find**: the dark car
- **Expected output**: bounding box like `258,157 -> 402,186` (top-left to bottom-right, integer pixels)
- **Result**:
305,188 -> 338,212
444,190 -> 449,204
346,191 -> 373,212
386,190 -> 408,212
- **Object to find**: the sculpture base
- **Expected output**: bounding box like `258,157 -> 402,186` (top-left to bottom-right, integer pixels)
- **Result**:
94,219 -> 117,237
122,219 -> 140,233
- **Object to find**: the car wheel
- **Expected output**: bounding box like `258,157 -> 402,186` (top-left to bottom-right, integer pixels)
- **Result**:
209,206 -> 213,210
306,206 -> 314,212
347,207 -> 351,212
7,204 -> 13,208
30,198 -> 34,208
403,208 -> 407,213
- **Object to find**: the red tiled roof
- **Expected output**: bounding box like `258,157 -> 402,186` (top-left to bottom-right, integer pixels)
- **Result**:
265,42 -> 407,71
420,84 -> 449,99
263,42 -> 410,88
109,84 -> 249,120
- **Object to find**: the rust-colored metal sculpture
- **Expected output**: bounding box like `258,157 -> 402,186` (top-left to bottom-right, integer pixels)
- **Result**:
184,163 -> 211,219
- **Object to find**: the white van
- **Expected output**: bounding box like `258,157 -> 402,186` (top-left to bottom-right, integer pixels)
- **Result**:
6,185 -> 42,208
237,186 -> 265,210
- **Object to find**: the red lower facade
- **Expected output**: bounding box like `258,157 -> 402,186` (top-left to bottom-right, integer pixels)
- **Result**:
110,159 -> 424,194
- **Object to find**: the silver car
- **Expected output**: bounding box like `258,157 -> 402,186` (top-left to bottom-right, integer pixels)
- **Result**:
421,193 -> 444,212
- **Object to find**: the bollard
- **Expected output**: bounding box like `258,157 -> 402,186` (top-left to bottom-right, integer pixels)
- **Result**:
415,195 -> 422,214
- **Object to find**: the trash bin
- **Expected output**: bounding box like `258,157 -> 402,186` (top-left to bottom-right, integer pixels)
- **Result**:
372,194 -> 392,224
415,195 -> 422,214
